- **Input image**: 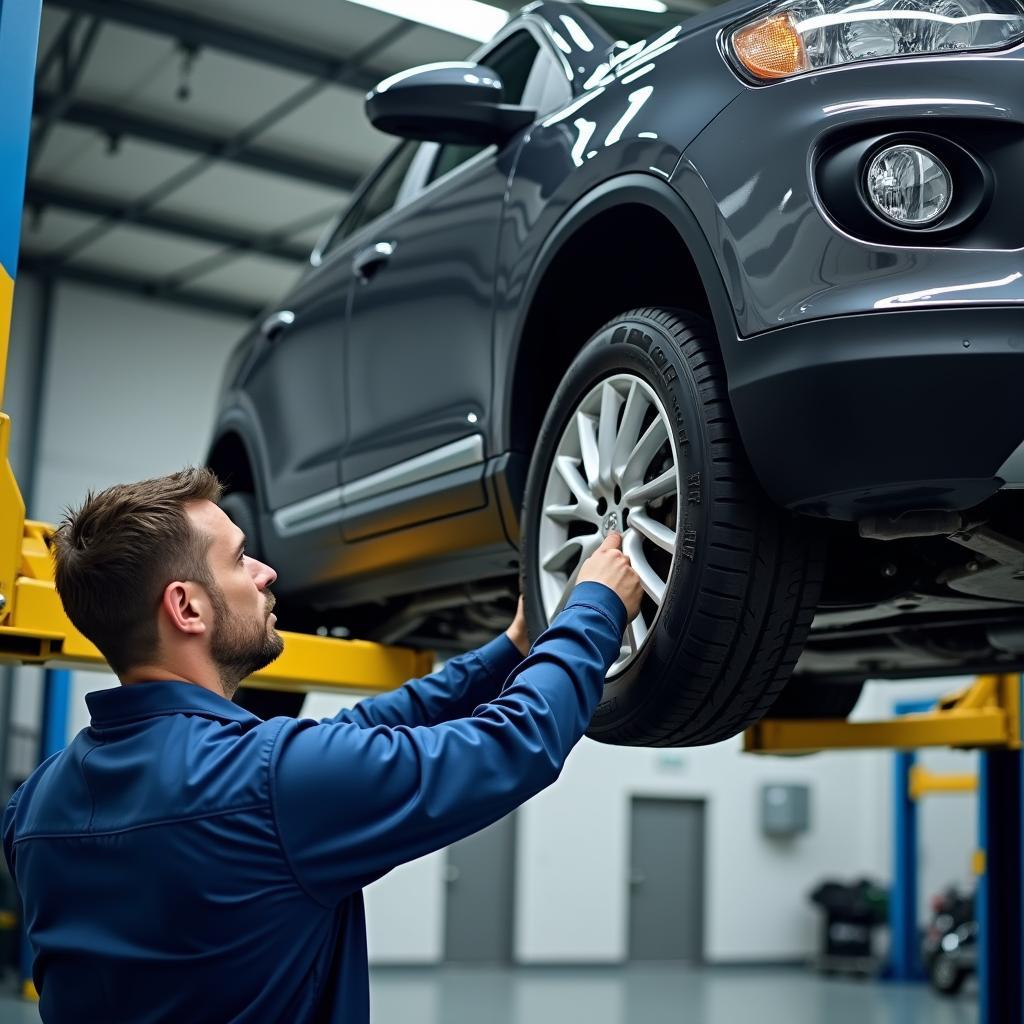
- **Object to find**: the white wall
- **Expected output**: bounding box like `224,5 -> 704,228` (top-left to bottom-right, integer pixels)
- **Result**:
26,281 -> 246,524
515,736 -> 877,963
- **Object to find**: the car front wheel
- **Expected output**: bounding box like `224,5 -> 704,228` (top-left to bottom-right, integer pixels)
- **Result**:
521,307 -> 825,746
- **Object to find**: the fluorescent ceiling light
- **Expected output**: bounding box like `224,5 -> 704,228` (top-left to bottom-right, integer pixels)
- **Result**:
583,0 -> 670,12
347,0 -> 508,42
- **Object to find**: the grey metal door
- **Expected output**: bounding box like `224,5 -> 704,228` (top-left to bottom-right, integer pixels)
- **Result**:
443,812 -> 516,963
628,798 -> 705,962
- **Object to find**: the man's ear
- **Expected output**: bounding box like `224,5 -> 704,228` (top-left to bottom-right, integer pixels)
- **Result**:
161,581 -> 208,636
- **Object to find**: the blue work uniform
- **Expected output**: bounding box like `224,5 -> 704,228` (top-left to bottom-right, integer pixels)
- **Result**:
3,582 -> 625,1023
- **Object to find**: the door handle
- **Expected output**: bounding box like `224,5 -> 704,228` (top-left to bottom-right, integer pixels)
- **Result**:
353,240 -> 396,283
261,309 -> 295,341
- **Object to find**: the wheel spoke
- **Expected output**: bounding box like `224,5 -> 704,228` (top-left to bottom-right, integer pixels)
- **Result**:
621,418 -> 668,489
627,609 -> 649,652
628,510 -> 676,554
623,469 -> 676,508
577,411 -> 600,489
555,455 -> 598,516
544,502 -> 587,525
611,382 -> 648,483
542,534 -> 586,573
551,562 -> 583,619
549,532 -> 602,616
624,529 -> 666,604
597,381 -> 624,490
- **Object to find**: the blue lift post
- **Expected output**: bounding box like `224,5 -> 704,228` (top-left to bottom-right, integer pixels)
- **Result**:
888,694 -> 986,985
19,671 -> 72,997
889,750 -> 922,981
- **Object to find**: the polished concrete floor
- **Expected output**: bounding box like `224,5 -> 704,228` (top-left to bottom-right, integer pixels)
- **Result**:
0,965 -> 979,1023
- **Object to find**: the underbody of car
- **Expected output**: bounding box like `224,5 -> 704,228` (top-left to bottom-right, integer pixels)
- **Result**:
208,0 -> 1024,742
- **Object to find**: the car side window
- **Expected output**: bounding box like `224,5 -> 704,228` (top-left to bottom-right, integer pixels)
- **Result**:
321,141 -> 417,258
426,30 -> 548,186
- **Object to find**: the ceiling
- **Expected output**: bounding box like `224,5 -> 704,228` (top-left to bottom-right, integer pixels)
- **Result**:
19,0 -> 693,319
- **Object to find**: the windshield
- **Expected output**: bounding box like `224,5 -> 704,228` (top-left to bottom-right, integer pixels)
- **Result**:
571,3 -> 687,45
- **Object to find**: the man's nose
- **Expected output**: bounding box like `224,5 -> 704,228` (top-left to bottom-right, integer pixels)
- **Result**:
249,557 -> 278,589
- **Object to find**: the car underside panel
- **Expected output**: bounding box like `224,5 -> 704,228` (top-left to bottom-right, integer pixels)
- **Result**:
798,501 -> 1024,681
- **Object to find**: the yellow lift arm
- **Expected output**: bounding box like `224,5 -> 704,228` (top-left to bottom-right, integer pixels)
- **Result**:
744,674 -> 1022,755
0,413 -> 433,692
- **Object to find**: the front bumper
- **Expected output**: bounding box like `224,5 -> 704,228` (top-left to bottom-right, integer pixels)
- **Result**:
728,306 -> 1024,519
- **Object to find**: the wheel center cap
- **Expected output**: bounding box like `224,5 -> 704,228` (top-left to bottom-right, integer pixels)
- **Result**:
602,510 -> 618,537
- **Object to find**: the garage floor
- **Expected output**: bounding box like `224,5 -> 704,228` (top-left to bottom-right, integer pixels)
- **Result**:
0,965 -> 979,1022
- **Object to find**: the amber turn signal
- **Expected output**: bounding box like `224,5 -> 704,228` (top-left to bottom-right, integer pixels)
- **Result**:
731,12 -> 809,80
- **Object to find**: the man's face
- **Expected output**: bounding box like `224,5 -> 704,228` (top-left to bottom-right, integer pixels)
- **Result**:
188,501 -> 284,697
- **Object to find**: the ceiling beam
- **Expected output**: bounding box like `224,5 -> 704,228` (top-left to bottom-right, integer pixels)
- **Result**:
26,184 -> 311,264
34,93 -> 362,193
20,255 -> 260,319
44,0 -> 391,92
29,16 -> 103,173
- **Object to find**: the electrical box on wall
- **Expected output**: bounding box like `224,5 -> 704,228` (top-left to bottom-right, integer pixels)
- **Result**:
761,784 -> 810,837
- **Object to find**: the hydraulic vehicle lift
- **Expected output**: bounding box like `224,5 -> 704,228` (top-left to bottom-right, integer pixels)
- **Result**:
746,676 -> 1024,1022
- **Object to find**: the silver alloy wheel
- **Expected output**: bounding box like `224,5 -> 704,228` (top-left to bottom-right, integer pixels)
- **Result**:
537,373 -> 682,675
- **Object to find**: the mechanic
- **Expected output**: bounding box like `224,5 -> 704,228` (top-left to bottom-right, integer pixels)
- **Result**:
3,467 -> 642,1023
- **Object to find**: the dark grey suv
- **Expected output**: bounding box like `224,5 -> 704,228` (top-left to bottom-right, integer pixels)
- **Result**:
208,0 -> 1024,745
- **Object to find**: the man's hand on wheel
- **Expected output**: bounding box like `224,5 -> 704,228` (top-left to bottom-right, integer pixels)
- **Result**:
577,532 -> 643,621
506,596 -> 531,657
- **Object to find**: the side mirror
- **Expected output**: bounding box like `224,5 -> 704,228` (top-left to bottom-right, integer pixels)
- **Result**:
366,61 -> 535,146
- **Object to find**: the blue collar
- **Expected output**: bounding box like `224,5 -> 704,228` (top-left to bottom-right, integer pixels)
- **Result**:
86,680 -> 260,727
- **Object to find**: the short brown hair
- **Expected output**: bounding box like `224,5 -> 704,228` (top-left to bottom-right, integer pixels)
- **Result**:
53,467 -> 224,674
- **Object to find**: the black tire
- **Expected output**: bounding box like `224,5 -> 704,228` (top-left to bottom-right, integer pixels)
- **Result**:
765,677 -> 866,720
521,307 -> 824,747
930,954 -> 967,995
219,490 -> 306,720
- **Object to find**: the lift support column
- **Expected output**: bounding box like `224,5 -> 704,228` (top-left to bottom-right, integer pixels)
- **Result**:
979,744 -> 1023,1022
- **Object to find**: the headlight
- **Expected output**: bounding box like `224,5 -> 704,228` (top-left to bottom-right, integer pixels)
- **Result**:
728,0 -> 1024,81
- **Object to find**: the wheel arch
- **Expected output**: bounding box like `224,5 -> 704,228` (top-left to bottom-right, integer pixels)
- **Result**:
503,173 -> 737,458
206,421 -> 259,500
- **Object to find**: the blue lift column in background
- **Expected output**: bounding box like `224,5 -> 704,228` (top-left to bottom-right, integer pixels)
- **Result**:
888,686 -> 1024,1022
21,670 -> 71,997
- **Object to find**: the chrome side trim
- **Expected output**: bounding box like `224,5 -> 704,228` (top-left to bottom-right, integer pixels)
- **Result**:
998,439 -> 1024,488
273,486 -> 344,537
344,434 -> 485,503
273,434 -> 486,537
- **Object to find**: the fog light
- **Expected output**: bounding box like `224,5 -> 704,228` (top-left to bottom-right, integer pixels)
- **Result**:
865,145 -> 953,227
